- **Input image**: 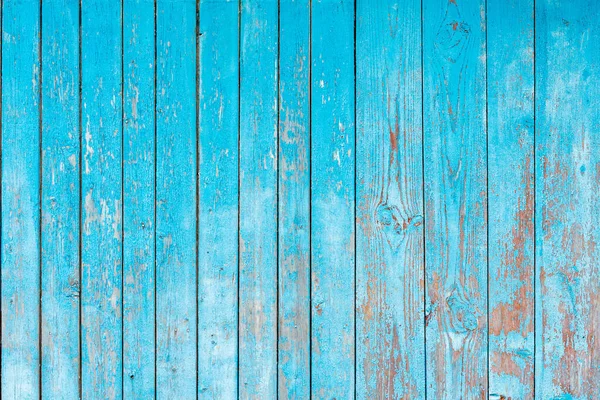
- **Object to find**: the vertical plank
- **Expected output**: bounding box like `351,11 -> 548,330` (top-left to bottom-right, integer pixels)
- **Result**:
487,0 -> 534,398
155,0 -> 197,397
197,0 -> 239,397
277,0 -> 309,398
81,0 -> 123,397
356,0 -> 424,398
310,0 -> 355,398
238,0 -> 278,397
535,0 -> 600,397
123,0 -> 155,396
1,0 -> 41,398
423,0 -> 487,398
40,0 -> 80,397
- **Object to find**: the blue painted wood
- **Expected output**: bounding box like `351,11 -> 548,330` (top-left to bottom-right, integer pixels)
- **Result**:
535,0 -> 600,398
197,0 -> 239,397
80,0 -> 123,397
311,0 -> 355,398
155,0 -> 197,397
1,0 -> 41,398
238,0 -> 279,398
41,0 -> 80,397
488,0 -> 534,398
278,0 -> 310,398
356,0 -> 424,398
123,0 -> 155,397
423,0 -> 487,397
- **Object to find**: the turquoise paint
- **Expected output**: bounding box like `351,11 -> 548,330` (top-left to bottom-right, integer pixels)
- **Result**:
81,0 -> 123,397
536,0 -> 600,398
488,0 -> 535,398
155,0 -> 197,397
2,0 -> 41,398
1,1 -> 599,398
123,0 -> 155,397
41,0 -> 80,397
356,0 -> 425,397
239,0 -> 279,398
278,0 -> 310,398
198,0 -> 239,397
311,0 -> 355,398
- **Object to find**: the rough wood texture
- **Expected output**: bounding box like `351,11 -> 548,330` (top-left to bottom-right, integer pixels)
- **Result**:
278,0 -> 310,398
311,0 -> 355,398
80,0 -> 123,397
423,0 -> 487,398
155,0 -> 197,398
356,0 -> 425,398
197,0 -> 239,397
488,0 -> 535,398
41,0 -> 80,397
123,0 -> 155,397
535,0 -> 600,397
1,0 -> 41,398
239,1 -> 279,398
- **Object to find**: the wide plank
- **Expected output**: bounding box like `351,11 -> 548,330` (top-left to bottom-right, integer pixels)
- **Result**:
356,0 -> 425,398
1,0 -> 41,398
488,0 -> 535,398
197,0 -> 239,397
535,0 -> 600,397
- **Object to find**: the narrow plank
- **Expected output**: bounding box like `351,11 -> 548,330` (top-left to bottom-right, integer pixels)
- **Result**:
123,0 -> 155,397
356,0 -> 424,397
535,0 -> 600,397
238,0 -> 279,397
197,0 -> 239,397
310,0 -> 355,398
1,0 -> 41,398
81,0 -> 123,397
423,0 -> 487,397
277,0 -> 310,397
40,0 -> 80,397
155,0 -> 197,397
487,0 -> 534,398
311,0 -> 356,399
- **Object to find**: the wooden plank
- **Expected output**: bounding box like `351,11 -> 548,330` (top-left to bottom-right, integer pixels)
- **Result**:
123,0 -> 155,397
355,0 -> 424,398
535,0 -> 600,397
310,0 -> 355,398
197,0 -> 239,397
80,0 -> 123,397
155,0 -> 197,397
487,0 -> 534,398
423,0 -> 487,397
238,0 -> 278,397
277,0 -> 310,398
40,0 -> 80,397
1,0 -> 41,398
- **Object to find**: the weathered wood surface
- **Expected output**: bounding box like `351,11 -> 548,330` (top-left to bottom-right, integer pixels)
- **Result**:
81,0 -> 123,397
0,1 -> 598,398
488,0 -> 535,398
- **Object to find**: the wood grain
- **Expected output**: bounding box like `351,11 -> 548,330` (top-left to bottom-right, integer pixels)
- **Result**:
535,0 -> 600,397
197,0 -> 239,397
41,0 -> 80,397
1,0 -> 41,398
239,0 -> 279,398
80,0 -> 123,397
423,0 -> 487,398
311,0 -> 355,398
123,0 -> 155,396
278,0 -> 310,398
488,0 -> 535,398
155,0 -> 197,397
356,0 -> 425,398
